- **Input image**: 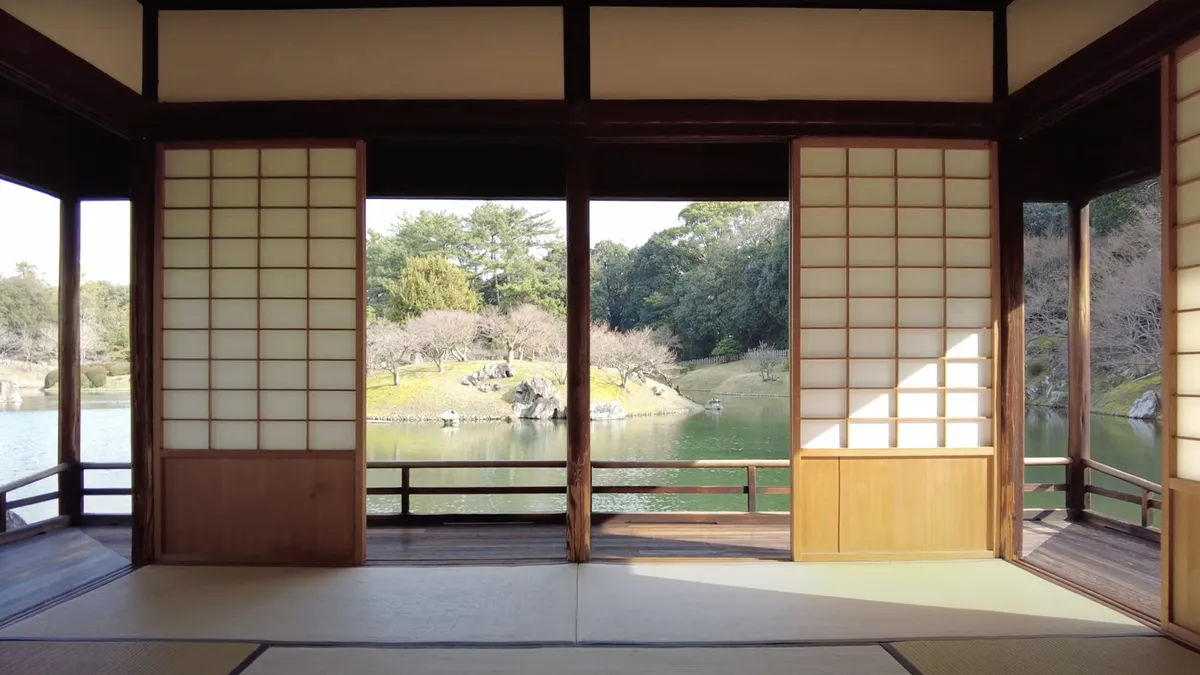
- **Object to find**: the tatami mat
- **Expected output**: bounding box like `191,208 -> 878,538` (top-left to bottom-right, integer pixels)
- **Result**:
0,640 -> 257,675
890,636 -> 1200,675
0,565 -> 578,644
0,561 -> 1152,645
576,561 -> 1152,643
241,645 -> 910,675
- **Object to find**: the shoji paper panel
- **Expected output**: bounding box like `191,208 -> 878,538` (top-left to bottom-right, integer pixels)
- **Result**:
1176,49 -> 1200,482
1007,0 -> 1155,92
160,144 -> 362,453
591,8 -> 991,101
159,8 -> 563,101
794,141 -> 995,451
0,0 -> 143,92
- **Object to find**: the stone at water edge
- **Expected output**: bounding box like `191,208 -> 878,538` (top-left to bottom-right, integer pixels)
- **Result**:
440,409 -> 461,427
590,401 -> 627,420
1128,389 -> 1160,419
0,380 -> 21,403
705,398 -> 723,411
5,511 -> 26,530
511,375 -> 565,419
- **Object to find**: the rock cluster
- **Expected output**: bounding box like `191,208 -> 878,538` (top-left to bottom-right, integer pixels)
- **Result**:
590,401 -> 627,420
1128,389 -> 1160,419
512,375 -> 565,420
460,363 -> 514,387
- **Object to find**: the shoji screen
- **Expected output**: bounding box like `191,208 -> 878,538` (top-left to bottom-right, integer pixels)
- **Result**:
789,139 -> 996,561
156,142 -> 364,565
1165,42 -> 1200,642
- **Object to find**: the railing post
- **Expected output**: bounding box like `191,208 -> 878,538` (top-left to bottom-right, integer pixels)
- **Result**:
1,492 -> 7,533
746,466 -> 758,513
1066,198 -> 1091,521
401,467 -> 411,518
1141,489 -> 1151,529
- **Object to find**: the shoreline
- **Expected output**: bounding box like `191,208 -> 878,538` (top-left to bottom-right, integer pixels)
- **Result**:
367,406 -> 699,424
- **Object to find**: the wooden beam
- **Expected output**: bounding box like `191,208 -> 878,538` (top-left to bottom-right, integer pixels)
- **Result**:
1007,0 -> 1200,136
1066,198 -> 1091,521
992,5 -> 1008,103
0,10 -> 145,139
57,194 -> 83,525
141,1 -> 1005,11
129,142 -> 156,566
995,140 -> 1024,559
154,99 -> 994,142
565,133 -> 591,563
563,3 -> 589,106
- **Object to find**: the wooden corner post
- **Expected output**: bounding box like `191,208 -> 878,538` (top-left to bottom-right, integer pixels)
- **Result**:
566,134 -> 591,563
1066,198 -> 1091,521
129,141 -> 156,565
58,193 -> 82,524
995,142 -> 1024,559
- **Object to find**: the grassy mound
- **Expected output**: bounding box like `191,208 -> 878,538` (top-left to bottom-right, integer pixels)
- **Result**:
673,360 -> 788,397
366,359 -> 700,422
1092,374 -> 1161,417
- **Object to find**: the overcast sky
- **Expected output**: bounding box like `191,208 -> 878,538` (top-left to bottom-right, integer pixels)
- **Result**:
0,180 -> 689,285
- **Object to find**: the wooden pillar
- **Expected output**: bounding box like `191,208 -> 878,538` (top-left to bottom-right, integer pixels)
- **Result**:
57,193 -> 82,524
565,135 -> 591,563
129,141 -> 156,565
1067,198 -> 1091,521
995,142 -> 1024,559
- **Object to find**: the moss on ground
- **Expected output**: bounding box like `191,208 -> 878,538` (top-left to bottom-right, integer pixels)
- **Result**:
1092,374 -> 1161,417
366,360 -> 700,421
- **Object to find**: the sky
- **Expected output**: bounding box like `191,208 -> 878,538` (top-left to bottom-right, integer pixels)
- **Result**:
0,180 -> 688,286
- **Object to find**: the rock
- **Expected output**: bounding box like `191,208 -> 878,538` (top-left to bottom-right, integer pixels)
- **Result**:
477,382 -> 503,393
460,363 -> 515,386
590,401 -> 627,420
1128,389 -> 1160,419
511,375 -> 565,420
1047,390 -> 1067,408
705,398 -> 723,411
651,385 -> 664,397
5,510 -> 26,531
440,409 -> 461,427
0,380 -> 21,404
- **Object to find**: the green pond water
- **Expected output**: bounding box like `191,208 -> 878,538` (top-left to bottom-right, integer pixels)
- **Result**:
0,394 -> 1160,523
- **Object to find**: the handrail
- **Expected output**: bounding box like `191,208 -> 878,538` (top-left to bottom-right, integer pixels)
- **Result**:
1024,457 -> 1072,467
1083,458 -> 1162,494
0,463 -> 69,496
593,460 -> 789,469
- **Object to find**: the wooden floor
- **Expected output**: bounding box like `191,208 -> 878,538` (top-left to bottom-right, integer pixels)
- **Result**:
0,528 -> 130,628
1022,512 -> 1161,619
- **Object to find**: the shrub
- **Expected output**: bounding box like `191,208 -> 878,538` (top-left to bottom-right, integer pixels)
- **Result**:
83,365 -> 108,388
103,361 -> 131,377
44,369 -> 60,389
710,337 -> 744,359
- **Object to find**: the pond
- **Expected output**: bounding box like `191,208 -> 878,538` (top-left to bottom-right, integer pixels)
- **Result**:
0,394 -> 1161,524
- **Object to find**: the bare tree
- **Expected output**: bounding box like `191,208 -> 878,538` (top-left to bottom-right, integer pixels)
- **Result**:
79,314 -> 108,362
366,320 -> 415,385
406,310 -> 478,373
1091,205 -> 1162,377
590,323 -> 675,389
478,304 -> 554,363
748,342 -> 783,382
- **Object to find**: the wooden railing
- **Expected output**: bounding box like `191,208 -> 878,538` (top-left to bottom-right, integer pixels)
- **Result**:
0,463 -> 70,542
1023,455 -> 1163,539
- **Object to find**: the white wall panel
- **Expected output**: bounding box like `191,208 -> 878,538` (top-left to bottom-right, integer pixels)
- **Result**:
593,8 -> 991,101
160,8 -> 563,101
1007,0 -> 1154,92
0,0 -> 142,92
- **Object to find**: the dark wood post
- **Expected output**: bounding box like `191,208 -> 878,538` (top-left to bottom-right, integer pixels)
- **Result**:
995,141 -> 1025,559
1067,198 -> 1091,520
565,135 -> 591,563
58,193 -> 83,524
129,141 -> 156,565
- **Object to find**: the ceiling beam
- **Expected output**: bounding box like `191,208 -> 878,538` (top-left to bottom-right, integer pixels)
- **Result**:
139,1 -> 1004,11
